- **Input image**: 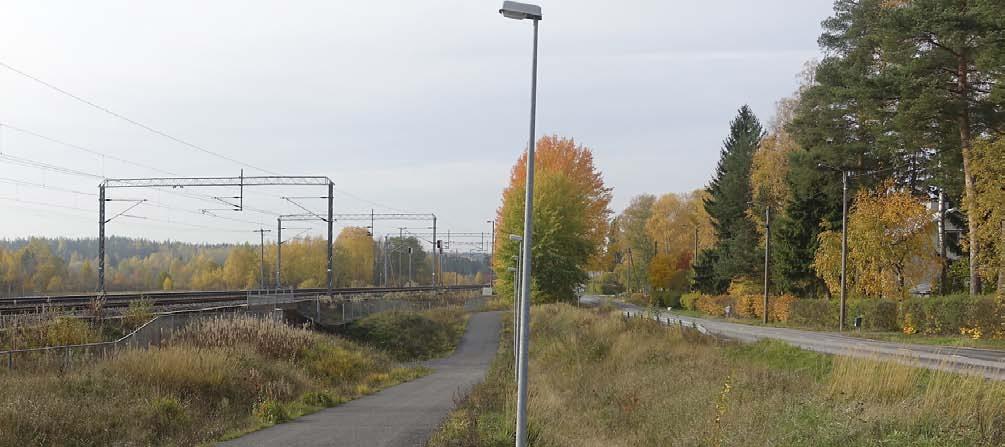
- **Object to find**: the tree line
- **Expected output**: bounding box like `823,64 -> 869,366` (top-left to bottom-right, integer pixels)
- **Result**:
0,230 -> 490,296
600,0 -> 1004,303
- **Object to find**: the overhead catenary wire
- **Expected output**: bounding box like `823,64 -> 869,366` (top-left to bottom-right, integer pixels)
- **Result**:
0,62 -> 410,214
0,122 -> 180,176
0,150 -> 285,219
0,196 -> 248,233
0,60 -> 277,176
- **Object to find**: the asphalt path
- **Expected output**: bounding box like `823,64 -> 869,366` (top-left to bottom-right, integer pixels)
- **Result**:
580,295 -> 1005,380
220,311 -> 502,447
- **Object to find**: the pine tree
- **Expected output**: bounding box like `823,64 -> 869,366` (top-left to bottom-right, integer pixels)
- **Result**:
695,105 -> 763,294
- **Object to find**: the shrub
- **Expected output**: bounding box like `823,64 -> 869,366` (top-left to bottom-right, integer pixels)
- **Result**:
301,391 -> 335,408
734,295 -> 758,318
770,295 -> 798,322
964,297 -> 1005,339
695,295 -> 735,317
345,308 -> 466,361
145,397 -> 189,439
45,317 -> 100,346
172,316 -> 317,361
681,293 -> 701,311
869,300 -> 899,331
254,400 -> 290,425
900,295 -> 1002,337
789,299 -> 837,328
123,298 -> 155,331
652,290 -> 682,309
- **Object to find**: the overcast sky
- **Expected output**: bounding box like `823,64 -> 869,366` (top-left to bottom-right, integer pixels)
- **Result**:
0,0 -> 834,247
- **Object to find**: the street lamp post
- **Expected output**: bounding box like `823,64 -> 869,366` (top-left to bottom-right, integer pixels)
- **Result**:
499,2 -> 541,446
488,219 -> 496,289
509,234 -> 523,375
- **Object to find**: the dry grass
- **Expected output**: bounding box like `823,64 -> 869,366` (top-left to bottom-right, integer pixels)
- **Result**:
0,314 -> 425,446
430,304 -> 1005,447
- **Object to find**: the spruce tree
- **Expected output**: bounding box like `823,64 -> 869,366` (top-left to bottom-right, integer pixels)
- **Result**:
694,106 -> 763,294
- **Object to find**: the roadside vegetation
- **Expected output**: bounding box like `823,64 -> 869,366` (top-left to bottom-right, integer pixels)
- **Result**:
0,314 -> 433,446
344,307 -> 469,361
430,304 -> 1005,446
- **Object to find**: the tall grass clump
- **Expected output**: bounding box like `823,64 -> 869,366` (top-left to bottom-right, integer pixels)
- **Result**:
0,314 -> 426,445
431,303 -> 1005,447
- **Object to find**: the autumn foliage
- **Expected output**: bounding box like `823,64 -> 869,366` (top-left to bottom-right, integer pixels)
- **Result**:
814,182 -> 938,299
494,135 -> 612,303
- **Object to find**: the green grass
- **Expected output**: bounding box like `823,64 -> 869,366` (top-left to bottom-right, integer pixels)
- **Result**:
0,315 -> 428,446
430,304 -> 1005,447
343,307 -> 469,361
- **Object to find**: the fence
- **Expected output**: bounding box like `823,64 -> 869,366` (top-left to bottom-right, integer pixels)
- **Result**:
0,305 -> 278,371
1,291 -> 485,370
305,294 -> 487,326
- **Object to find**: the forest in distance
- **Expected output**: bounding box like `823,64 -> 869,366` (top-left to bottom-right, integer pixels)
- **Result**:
0,232 -> 490,297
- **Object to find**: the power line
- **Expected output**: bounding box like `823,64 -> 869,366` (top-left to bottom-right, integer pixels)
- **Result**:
0,60 -> 411,215
0,122 -> 180,176
0,153 -> 104,179
0,60 -> 277,175
0,150 -> 283,219
0,176 -> 97,197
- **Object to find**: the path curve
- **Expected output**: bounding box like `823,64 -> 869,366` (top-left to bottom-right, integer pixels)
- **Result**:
220,311 -> 502,447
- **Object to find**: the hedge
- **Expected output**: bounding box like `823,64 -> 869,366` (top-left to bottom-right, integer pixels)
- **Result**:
695,295 -> 735,317
685,292 -> 1001,337
900,295 -> 1003,337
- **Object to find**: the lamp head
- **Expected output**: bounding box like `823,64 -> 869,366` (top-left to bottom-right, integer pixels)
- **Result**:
499,1 -> 542,20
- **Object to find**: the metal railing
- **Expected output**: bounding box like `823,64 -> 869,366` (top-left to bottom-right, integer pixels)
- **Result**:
0,305 -> 273,370
1,290 -> 484,370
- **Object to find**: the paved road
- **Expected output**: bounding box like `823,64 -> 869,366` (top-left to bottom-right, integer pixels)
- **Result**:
220,311 -> 502,447
581,295 -> 1005,380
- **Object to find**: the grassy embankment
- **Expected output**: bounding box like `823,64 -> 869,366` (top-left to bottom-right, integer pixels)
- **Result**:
343,307 -> 469,361
619,294 -> 1005,350
430,304 -> 1005,447
0,306 -> 468,446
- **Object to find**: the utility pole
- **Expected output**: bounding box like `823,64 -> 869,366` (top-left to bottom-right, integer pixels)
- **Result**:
488,220 -> 496,289
398,227 -> 406,287
432,216 -> 438,286
276,217 -> 282,289
98,183 -> 106,294
408,246 -> 413,286
818,164 -> 851,331
326,181 -> 334,297
839,171 -> 848,331
763,205 -> 771,324
627,248 -> 635,293
253,228 -> 272,290
383,236 -> 389,287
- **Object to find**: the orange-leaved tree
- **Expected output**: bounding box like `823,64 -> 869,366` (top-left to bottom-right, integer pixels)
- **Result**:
493,135 -> 612,303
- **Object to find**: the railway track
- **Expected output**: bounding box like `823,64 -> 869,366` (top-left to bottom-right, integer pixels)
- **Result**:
0,285 -> 485,314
